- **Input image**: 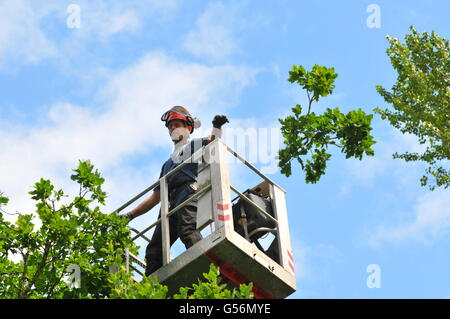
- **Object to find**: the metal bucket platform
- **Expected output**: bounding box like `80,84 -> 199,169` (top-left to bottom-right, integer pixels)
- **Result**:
115,139 -> 296,299
153,224 -> 295,298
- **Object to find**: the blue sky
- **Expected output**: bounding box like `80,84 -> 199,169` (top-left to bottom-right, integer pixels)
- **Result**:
0,0 -> 449,298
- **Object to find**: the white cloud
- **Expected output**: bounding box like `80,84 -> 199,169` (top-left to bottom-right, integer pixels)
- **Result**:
0,0 -> 58,66
68,0 -> 179,39
366,189 -> 450,247
0,52 -> 258,222
341,122 -> 450,247
183,1 -> 242,62
0,0 -> 179,68
344,124 -> 428,187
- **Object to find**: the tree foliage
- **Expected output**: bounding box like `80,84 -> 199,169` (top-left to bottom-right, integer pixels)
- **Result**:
0,160 -> 135,298
375,26 -> 450,190
109,263 -> 253,299
278,65 -> 376,183
0,161 -> 253,299
173,264 -> 253,299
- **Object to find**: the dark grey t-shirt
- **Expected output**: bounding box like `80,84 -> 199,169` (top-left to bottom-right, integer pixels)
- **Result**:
154,138 -> 208,192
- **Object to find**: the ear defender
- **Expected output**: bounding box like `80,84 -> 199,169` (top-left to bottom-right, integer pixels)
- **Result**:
193,117 -> 201,129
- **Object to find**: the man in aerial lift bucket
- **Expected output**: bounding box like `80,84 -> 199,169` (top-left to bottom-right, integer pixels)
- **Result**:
122,106 -> 229,276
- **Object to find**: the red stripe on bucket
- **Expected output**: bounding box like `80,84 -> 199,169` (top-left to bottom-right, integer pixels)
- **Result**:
287,250 -> 294,262
218,214 -> 230,221
288,260 -> 295,273
217,202 -> 230,211
204,252 -> 274,299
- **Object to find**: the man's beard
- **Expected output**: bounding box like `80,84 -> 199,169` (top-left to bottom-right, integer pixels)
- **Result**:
170,127 -> 190,145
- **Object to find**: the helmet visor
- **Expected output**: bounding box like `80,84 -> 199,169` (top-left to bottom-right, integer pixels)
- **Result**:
161,110 -> 193,126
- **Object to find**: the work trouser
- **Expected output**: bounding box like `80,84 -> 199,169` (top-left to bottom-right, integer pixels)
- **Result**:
145,183 -> 202,276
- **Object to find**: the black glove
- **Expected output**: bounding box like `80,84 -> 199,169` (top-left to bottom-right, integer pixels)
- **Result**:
212,115 -> 229,128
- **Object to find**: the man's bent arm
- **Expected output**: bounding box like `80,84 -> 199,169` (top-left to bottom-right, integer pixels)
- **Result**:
129,189 -> 161,219
206,115 -> 228,144
206,127 -> 223,144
